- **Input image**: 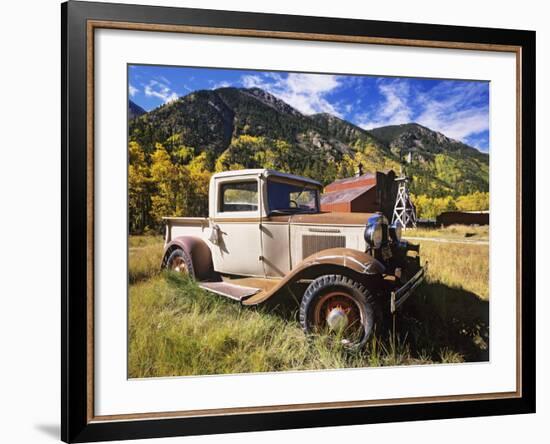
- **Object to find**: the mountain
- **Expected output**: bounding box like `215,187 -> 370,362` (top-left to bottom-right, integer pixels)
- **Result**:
129,100 -> 146,120
310,113 -> 387,149
370,123 -> 489,195
128,87 -> 488,196
370,123 -> 487,161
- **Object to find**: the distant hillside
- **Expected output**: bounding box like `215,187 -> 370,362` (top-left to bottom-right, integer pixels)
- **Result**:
129,100 -> 146,120
370,123 -> 486,161
309,113 -> 389,151
128,87 -> 488,195
370,123 -> 489,195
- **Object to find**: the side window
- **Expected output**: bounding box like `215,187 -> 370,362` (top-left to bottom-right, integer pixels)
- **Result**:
219,181 -> 258,213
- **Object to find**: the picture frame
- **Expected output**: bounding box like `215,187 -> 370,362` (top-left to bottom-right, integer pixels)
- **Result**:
61,1 -> 536,442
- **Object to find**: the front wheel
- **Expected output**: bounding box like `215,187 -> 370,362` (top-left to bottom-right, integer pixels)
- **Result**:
299,275 -> 375,349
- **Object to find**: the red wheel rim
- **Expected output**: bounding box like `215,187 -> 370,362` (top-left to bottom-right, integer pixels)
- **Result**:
312,291 -> 364,343
170,256 -> 188,274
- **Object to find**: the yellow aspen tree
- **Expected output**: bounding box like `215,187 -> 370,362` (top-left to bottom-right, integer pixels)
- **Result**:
128,141 -> 150,233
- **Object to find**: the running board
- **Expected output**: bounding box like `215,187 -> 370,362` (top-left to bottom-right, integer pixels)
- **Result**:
199,282 -> 260,301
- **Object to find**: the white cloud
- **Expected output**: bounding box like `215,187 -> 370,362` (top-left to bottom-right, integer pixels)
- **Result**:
241,75 -> 263,89
241,72 -> 343,116
157,75 -> 171,85
464,133 -> 489,152
415,82 -> 489,141
144,80 -> 178,104
356,80 -> 413,129
212,81 -> 231,89
417,107 -> 488,141
129,84 -> 138,97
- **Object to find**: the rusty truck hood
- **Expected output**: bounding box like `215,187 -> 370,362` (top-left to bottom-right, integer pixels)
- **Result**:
268,211 -> 375,226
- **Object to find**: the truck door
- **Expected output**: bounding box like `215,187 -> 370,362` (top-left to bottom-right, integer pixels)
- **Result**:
210,177 -> 264,277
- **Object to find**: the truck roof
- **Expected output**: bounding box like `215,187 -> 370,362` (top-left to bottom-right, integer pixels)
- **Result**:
212,169 -> 322,187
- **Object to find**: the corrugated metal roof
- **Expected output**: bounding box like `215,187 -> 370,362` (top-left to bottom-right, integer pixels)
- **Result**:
320,184 -> 375,205
330,173 -> 375,186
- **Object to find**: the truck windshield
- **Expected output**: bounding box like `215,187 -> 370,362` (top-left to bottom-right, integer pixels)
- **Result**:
267,179 -> 319,214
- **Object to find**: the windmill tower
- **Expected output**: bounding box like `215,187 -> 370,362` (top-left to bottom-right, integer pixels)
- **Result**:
392,175 -> 417,228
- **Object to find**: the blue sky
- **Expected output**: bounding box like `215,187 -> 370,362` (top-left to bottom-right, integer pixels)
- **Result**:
129,64 -> 489,152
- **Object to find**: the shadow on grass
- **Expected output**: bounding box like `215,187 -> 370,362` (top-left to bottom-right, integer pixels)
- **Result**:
398,282 -> 489,362
257,280 -> 489,364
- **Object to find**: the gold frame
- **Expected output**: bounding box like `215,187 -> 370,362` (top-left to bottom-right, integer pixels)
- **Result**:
86,20 -> 523,423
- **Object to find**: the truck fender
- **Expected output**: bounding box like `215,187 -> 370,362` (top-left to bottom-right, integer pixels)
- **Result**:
162,236 -> 214,280
243,248 -> 385,306
300,247 -> 386,276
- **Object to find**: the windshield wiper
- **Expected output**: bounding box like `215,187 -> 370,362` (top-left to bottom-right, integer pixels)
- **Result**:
269,207 -> 317,215
269,209 -> 294,215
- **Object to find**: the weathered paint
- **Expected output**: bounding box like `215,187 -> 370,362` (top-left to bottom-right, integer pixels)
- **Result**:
242,247 -> 385,306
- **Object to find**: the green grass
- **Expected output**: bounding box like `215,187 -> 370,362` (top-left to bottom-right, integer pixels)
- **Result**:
129,234 -> 164,248
128,235 -> 164,284
128,231 -> 489,377
129,273 -> 418,378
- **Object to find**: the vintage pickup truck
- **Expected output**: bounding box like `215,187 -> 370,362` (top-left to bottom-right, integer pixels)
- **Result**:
162,168 -> 425,348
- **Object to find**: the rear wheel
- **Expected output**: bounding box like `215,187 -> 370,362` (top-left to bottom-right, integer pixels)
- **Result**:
300,275 -> 375,349
165,248 -> 195,278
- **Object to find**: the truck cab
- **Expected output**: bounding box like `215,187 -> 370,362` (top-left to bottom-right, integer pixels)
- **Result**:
208,169 -> 322,277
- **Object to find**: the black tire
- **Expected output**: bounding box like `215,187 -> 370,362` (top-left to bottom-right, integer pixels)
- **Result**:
164,248 -> 195,278
299,274 -> 375,349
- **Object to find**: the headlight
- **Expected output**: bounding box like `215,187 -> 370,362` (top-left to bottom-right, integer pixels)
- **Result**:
389,224 -> 402,242
365,223 -> 384,248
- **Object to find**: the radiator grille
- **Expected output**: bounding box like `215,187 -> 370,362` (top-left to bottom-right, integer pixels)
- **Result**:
302,235 -> 346,259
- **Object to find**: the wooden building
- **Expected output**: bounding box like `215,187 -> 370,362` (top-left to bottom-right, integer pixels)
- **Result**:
436,211 -> 489,226
320,170 -> 397,220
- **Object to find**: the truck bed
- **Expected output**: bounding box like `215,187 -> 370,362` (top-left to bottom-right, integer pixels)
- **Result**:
163,217 -> 210,244
163,216 -> 209,225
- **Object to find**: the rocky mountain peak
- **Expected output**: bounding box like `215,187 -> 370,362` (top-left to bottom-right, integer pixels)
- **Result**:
238,87 -> 303,117
128,100 -> 146,120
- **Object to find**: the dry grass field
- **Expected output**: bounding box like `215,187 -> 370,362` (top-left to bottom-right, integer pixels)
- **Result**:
128,228 -> 489,378
128,235 -> 165,284
405,224 -> 489,241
